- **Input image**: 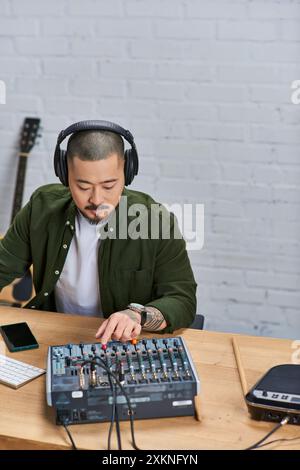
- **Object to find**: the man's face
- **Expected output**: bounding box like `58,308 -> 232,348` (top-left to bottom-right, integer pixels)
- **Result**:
68,153 -> 125,223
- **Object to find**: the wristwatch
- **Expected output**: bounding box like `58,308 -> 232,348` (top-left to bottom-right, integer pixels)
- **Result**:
127,303 -> 148,327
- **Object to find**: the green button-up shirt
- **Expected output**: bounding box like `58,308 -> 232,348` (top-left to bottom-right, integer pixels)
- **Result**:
0,184 -> 197,333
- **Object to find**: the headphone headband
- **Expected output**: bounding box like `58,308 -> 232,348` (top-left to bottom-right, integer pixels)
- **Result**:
57,120 -> 135,150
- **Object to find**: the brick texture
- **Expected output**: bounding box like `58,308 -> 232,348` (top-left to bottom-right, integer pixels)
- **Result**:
0,0 -> 299,339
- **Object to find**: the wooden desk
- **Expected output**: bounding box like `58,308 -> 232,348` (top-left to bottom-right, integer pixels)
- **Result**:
0,306 -> 299,450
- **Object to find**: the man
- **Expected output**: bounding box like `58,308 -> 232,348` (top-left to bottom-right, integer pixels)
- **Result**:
0,121 -> 197,343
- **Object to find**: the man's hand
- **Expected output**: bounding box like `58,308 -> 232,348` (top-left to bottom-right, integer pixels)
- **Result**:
95,309 -> 142,344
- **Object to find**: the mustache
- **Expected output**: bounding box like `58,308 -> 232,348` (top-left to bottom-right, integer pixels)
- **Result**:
85,204 -> 111,211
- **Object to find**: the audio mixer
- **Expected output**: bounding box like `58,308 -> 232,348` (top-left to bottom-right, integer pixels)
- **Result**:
46,337 -> 200,425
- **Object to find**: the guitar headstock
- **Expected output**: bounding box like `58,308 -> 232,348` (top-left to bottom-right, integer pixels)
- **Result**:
20,117 -> 41,154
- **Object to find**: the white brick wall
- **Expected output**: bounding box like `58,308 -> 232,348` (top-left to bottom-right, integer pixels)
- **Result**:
0,0 -> 299,339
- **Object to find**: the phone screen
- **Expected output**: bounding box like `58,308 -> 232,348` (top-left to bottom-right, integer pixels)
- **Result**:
0,322 -> 39,351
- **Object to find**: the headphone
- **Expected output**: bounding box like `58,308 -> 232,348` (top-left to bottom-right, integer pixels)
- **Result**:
54,120 -> 139,187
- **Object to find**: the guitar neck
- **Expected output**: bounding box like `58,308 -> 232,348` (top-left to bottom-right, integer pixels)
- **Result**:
9,117 -> 41,225
10,153 -> 28,224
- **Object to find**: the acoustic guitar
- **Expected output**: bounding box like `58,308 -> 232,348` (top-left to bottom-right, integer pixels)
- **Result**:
0,117 -> 41,307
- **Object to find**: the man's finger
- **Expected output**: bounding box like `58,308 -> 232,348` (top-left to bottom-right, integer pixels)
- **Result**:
131,323 -> 142,339
112,320 -> 128,341
98,317 -> 119,344
119,324 -> 134,343
95,320 -> 108,339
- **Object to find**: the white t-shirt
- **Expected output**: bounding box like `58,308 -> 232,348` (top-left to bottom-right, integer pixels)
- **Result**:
54,211 -> 103,317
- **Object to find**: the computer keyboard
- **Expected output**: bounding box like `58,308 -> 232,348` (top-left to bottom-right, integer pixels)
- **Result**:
0,354 -> 45,389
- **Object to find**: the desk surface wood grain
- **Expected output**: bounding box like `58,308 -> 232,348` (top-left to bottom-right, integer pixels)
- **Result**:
0,306 -> 299,450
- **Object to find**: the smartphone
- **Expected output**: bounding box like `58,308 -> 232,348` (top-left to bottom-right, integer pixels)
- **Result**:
0,322 -> 39,352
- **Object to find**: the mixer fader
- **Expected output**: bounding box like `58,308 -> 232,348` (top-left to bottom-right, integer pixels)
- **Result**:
46,336 -> 200,425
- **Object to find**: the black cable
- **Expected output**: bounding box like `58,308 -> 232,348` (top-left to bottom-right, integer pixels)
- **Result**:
60,354 -> 139,451
63,421 -> 77,450
244,416 -> 290,450
107,373 -> 116,451
73,358 -> 116,451
250,435 -> 300,449
97,359 -> 140,450
114,384 -> 122,450
75,357 -> 116,450
111,360 -> 122,450
115,361 -> 123,450
81,356 -> 141,450
91,356 -> 140,450
78,358 -> 116,450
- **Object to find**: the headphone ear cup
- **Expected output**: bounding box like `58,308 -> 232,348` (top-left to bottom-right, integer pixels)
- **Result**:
54,144 -> 60,179
60,150 -> 68,186
54,145 -> 66,186
54,147 -> 68,186
124,149 -> 134,186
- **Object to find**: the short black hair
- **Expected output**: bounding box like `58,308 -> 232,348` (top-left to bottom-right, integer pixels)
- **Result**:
67,130 -> 124,161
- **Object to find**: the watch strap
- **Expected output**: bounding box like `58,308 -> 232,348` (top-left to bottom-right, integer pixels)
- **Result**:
127,304 -> 147,327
